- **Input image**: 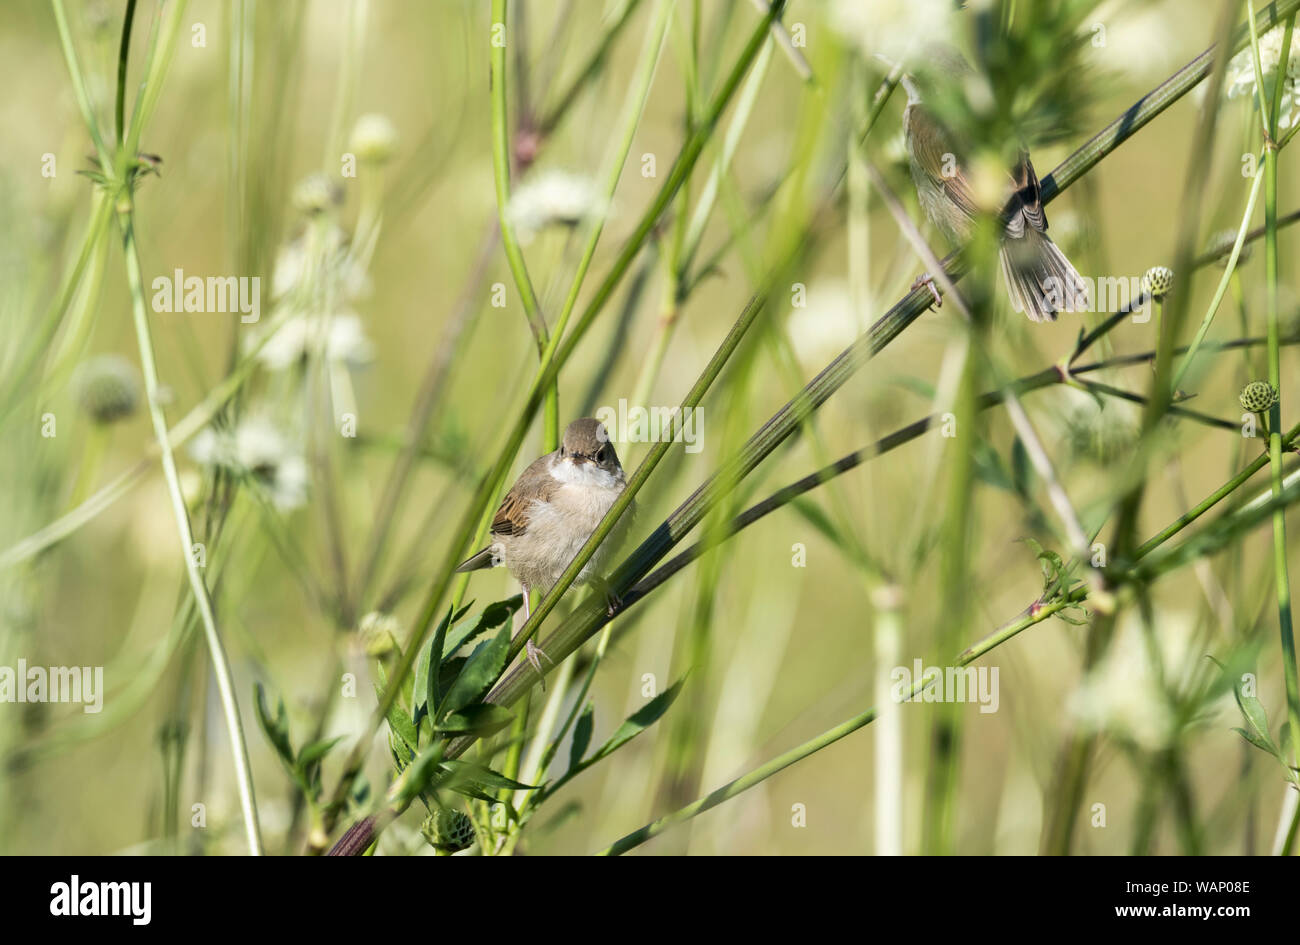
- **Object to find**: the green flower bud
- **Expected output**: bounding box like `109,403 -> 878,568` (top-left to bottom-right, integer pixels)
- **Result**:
422,809 -> 475,852
1239,380 -> 1279,413
1141,266 -> 1174,300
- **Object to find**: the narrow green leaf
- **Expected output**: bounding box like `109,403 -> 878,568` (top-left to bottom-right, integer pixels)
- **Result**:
568,704 -> 594,772
253,683 -> 294,765
296,735 -> 344,770
595,679 -> 685,759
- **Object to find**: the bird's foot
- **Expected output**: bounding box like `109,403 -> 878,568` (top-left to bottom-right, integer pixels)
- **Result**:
595,578 -> 622,617
912,273 -> 943,309
525,638 -> 553,678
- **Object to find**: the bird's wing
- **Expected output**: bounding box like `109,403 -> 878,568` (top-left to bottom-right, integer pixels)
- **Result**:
489,453 -> 560,537
1003,150 -> 1048,239
906,104 -> 979,221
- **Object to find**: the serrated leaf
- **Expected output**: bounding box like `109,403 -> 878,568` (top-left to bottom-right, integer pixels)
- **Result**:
443,596 -> 521,657
438,625 -> 511,720
595,679 -> 685,759
436,703 -> 515,736
253,683 -> 294,765
568,704 -> 594,772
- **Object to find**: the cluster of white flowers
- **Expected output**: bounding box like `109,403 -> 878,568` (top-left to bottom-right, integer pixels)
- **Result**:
827,0 -> 955,64
189,416 -> 309,511
1225,26 -> 1300,129
1068,611 -> 1231,751
506,170 -> 607,244
250,313 -> 374,371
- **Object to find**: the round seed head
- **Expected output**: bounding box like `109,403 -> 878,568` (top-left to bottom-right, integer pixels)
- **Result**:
74,355 -> 140,425
422,809 -> 475,852
349,113 -> 399,164
1239,380 -> 1279,413
1141,266 -> 1174,300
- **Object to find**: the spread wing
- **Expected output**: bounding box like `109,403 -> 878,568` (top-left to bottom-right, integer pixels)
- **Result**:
1003,150 -> 1048,240
489,453 -> 560,537
906,104 -> 979,221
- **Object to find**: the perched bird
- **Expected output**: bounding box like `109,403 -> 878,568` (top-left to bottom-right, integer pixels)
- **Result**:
898,48 -> 1086,322
456,418 -> 628,671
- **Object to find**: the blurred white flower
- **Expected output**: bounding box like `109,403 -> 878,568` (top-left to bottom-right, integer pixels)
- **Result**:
350,113 -> 399,164
827,0 -> 955,64
249,313 -> 374,371
786,281 -> 863,366
292,173 -> 343,215
190,416 -> 308,510
1225,26 -> 1300,129
271,225 -> 368,303
506,170 -> 607,243
1068,610 -> 1228,751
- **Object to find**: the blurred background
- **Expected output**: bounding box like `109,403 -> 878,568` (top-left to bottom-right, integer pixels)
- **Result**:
1,0 -> 1298,855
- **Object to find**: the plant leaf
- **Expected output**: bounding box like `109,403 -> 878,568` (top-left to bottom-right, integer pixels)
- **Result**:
568,704 -> 595,772
595,678 -> 685,760
438,625 -> 511,720
253,683 -> 294,765
436,703 -> 515,736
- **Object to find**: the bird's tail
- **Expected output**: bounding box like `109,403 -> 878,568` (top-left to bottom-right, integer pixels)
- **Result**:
455,546 -> 500,573
1000,230 -> 1088,323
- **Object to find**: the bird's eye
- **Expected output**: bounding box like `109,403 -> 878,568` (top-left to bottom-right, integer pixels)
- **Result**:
596,447 -> 606,463
560,446 -> 567,458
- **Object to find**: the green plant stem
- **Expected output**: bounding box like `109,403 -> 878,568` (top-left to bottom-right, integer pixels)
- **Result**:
1172,156 -> 1265,391
1253,4 -> 1300,853
491,0 -> 548,353
115,0 -> 138,145
599,429 -> 1300,854
118,208 -> 262,855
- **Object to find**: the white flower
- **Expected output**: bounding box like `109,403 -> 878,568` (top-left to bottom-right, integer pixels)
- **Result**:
292,173 -> 342,215
249,313 -> 374,371
827,0 -> 956,64
786,281 -> 864,366
1068,611 -> 1229,751
350,113 -> 399,164
1225,26 -> 1300,129
506,170 -> 606,243
271,225 -> 369,304
190,416 -> 308,510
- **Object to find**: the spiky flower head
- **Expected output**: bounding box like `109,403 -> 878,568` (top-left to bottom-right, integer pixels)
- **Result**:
1239,380 -> 1279,413
1141,266 -> 1174,300
421,809 -> 475,852
349,114 -> 399,164
74,355 -> 140,425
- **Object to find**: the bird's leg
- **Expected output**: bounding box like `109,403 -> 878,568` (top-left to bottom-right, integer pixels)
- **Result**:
593,576 -> 622,617
518,584 -> 552,680
911,272 -> 943,309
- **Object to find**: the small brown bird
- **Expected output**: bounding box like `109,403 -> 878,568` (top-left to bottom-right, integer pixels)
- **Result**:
899,49 -> 1086,321
456,418 -> 628,671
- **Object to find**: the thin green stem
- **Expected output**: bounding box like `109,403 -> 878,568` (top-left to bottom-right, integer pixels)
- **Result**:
118,208 -> 262,855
